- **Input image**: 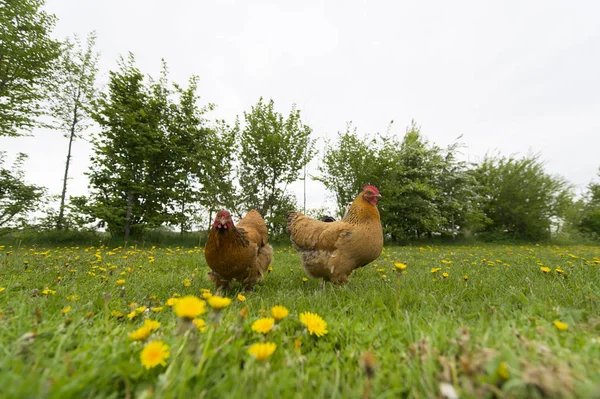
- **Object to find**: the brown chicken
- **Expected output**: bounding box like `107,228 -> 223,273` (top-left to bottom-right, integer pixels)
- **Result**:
204,210 -> 273,290
287,185 -> 383,285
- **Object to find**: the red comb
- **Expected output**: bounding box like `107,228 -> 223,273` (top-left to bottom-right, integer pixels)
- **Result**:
362,185 -> 379,194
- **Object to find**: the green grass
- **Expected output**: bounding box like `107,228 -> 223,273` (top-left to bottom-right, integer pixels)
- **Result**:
1,243 -> 599,398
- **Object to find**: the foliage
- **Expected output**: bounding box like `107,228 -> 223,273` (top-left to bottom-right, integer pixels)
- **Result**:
0,0 -> 60,136
319,122 -> 485,242
316,122 -> 378,218
86,55 -> 234,239
235,98 -> 314,235
46,32 -> 99,230
577,168 -> 600,240
0,152 -> 45,234
472,154 -> 572,241
0,244 -> 598,398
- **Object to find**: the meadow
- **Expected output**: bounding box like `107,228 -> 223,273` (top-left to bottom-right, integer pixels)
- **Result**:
0,243 -> 599,398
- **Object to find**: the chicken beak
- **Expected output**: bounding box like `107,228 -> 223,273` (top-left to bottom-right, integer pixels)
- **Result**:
220,218 -> 228,227
374,193 -> 382,198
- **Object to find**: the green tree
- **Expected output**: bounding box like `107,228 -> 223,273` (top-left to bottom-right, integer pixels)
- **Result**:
317,123 -> 378,218
0,152 -> 45,234
578,169 -> 600,240
47,32 -> 99,230
0,0 -> 60,136
235,98 -> 314,235
472,154 -> 571,241
87,55 -> 171,240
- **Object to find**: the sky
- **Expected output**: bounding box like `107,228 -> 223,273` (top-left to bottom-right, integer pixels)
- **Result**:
2,0 -> 599,215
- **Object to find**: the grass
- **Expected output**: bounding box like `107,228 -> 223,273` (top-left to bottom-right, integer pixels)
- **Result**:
0,243 -> 599,398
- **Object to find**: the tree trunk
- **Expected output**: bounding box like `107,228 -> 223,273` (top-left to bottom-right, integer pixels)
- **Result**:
57,108 -> 79,231
125,192 -> 133,241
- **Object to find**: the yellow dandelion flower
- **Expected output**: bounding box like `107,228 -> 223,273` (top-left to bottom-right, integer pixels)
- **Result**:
381,274 -> 387,279
302,277 -> 308,282
299,312 -> 328,337
271,306 -> 289,321
463,275 -> 469,281
151,307 -> 163,312
61,306 -> 72,314
247,342 -> 276,361
430,268 -> 441,273
442,272 -> 449,278
555,268 -> 565,274
497,361 -> 509,379
42,289 -> 56,295
202,292 -> 213,300
394,262 -> 407,270
174,296 -> 206,319
116,279 -> 126,286
540,267 -> 551,273
208,295 -> 232,310
111,310 -> 125,318
553,320 -> 569,331
144,319 -> 160,331
129,325 -> 152,340
193,318 -> 207,332
127,311 -> 137,320
237,293 -> 247,302
183,279 -> 191,287
0,287 -> 5,293
166,298 -> 178,307
140,341 -> 170,369
135,306 -> 147,314
251,317 -> 275,334
201,288 -> 211,294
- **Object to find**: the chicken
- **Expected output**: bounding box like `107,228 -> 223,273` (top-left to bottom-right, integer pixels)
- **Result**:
287,185 -> 383,285
204,209 -> 273,291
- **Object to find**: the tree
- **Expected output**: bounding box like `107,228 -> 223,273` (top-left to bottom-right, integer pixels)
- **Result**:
47,32 -> 99,230
0,0 -> 60,136
578,168 -> 600,240
472,154 -> 571,241
235,98 -> 314,235
88,55 -> 171,239
317,123 -> 379,218
0,152 -> 45,234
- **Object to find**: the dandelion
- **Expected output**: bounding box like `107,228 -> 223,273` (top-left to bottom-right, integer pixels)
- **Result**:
174,296 -> 206,319
0,287 -> 5,293
299,312 -> 328,337
430,268 -> 441,273
208,295 -> 232,310
271,306 -> 289,321
140,341 -> 170,369
61,306 -> 72,314
553,320 -> 569,331
463,275 -> 469,281
237,293 -> 247,302
116,279 -> 126,286
129,325 -> 152,341
135,306 -> 147,314
302,277 -> 308,282
540,267 -> 551,273
247,342 -> 276,361
42,289 -> 56,295
144,319 -> 160,331
166,297 -> 178,307
202,292 -> 213,300
252,317 -> 275,334
66,295 -> 80,301
127,311 -> 137,320
497,361 -> 509,379
394,262 -> 407,271
193,318 -> 207,332
183,279 -> 191,287
555,268 -> 565,274
442,272 -> 449,278
151,307 -> 163,313
111,310 -> 125,318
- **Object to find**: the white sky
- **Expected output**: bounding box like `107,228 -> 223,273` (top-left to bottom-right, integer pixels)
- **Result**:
2,0 -> 599,214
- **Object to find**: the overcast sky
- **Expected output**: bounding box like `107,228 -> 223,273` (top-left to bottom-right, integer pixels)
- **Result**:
2,0 -> 599,214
